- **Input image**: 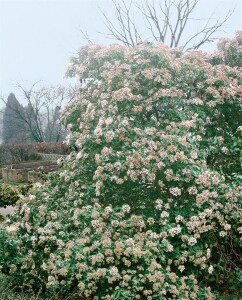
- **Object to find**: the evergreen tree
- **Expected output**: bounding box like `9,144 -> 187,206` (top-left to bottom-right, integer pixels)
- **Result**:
2,93 -> 29,144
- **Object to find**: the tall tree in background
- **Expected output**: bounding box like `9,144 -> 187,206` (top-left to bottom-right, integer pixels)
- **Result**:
44,105 -> 66,142
0,110 -> 3,143
99,0 -> 232,50
1,83 -> 75,143
2,93 -> 29,144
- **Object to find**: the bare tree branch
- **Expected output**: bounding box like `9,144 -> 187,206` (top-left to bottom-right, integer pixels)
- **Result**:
98,0 -> 233,51
100,0 -> 141,47
184,10 -> 233,50
80,30 -> 95,44
0,83 -> 72,143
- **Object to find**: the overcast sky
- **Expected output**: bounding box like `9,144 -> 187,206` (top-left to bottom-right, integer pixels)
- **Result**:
0,0 -> 241,104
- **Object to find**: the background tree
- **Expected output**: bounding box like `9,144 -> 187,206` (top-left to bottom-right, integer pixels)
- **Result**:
2,93 -> 29,144
1,83 -> 75,143
44,105 -> 66,142
100,0 -> 232,50
0,109 -> 3,143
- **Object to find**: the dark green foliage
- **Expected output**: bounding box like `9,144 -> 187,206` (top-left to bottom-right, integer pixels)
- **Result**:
0,213 -> 5,222
0,184 -> 20,208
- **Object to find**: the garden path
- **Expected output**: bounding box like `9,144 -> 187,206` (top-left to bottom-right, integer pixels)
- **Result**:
0,206 -> 15,216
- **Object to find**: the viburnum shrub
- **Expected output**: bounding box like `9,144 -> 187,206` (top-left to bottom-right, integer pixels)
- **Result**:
214,30 -> 242,67
1,32 -> 242,299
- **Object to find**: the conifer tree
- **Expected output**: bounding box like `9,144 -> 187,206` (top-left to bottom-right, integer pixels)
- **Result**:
2,93 -> 29,144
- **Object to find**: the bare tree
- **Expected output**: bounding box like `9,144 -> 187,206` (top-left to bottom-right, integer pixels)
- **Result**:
100,0 -> 233,50
0,83 -> 75,143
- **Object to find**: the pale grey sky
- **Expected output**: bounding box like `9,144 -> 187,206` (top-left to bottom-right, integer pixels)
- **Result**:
0,0 -> 241,104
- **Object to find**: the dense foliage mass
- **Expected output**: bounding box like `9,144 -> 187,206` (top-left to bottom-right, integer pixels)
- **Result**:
0,183 -> 31,210
1,32 -> 241,299
0,184 -> 21,208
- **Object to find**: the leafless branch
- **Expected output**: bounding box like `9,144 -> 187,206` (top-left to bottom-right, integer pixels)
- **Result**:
184,10 -> 233,50
99,0 -> 233,50
0,83 -> 72,143
100,0 -> 141,47
80,30 -> 95,44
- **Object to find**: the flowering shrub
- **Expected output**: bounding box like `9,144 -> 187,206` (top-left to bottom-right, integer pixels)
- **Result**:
208,31 -> 242,180
1,33 -> 242,299
0,227 -> 18,273
214,30 -> 242,67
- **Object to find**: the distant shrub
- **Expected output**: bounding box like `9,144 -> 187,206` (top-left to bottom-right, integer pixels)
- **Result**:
0,142 -> 70,165
0,184 -> 20,208
0,214 -> 5,222
32,142 -> 70,155
0,144 -> 38,165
